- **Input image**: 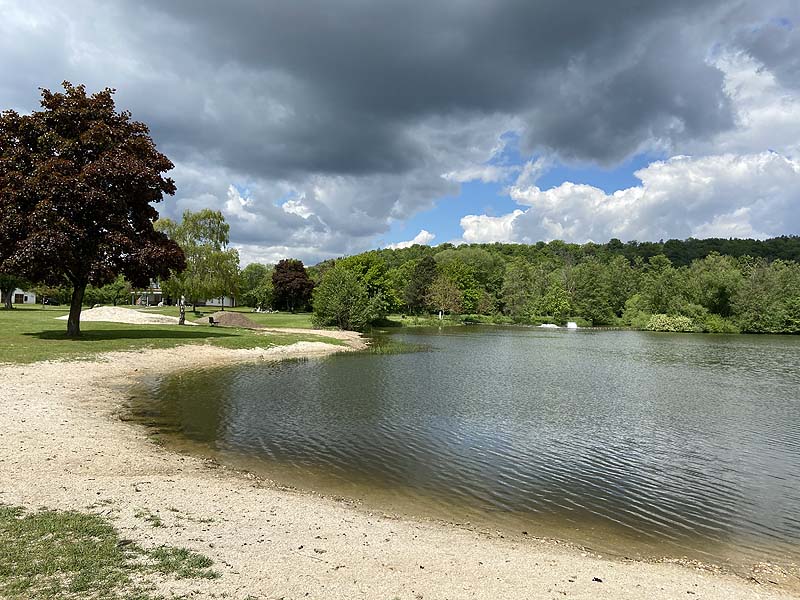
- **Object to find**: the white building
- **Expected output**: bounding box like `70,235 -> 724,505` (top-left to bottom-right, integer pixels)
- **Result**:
205,296 -> 236,308
0,288 -> 37,305
131,285 -> 236,308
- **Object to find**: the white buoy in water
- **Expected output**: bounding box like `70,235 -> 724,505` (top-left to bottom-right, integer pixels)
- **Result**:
566,321 -> 578,329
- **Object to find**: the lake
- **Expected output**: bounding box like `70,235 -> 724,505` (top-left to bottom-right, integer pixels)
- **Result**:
127,327 -> 800,569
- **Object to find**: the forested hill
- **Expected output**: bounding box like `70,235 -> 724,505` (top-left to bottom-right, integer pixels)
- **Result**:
304,235 -> 800,334
361,235 -> 800,268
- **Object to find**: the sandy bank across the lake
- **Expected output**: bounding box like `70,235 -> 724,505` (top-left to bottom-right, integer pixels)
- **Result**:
1,337 -> 797,599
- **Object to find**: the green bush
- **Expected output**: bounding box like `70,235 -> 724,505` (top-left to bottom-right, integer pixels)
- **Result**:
460,313 -> 491,324
645,314 -> 694,332
621,294 -> 652,329
700,313 -> 741,333
311,264 -> 384,331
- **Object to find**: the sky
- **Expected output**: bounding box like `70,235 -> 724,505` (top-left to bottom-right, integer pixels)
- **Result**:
1,1 -> 799,265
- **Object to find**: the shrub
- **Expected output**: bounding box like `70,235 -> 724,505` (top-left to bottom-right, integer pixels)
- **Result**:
311,265 -> 384,331
645,314 -> 694,332
700,313 -> 741,334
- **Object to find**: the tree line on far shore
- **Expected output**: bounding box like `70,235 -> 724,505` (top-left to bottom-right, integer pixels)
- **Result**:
304,237 -> 800,334
188,232 -> 797,334
5,207 -> 800,335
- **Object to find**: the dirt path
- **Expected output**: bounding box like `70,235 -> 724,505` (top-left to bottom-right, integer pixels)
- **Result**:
1,343 -> 796,599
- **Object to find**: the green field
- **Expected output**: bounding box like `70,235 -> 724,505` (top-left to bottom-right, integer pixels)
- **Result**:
0,306 -> 340,365
141,305 -> 315,328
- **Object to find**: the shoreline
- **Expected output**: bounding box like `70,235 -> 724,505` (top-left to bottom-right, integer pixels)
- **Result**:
1,341 -> 797,599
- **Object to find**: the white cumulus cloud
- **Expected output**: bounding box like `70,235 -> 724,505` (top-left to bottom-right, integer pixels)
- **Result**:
460,210 -> 525,244
461,152 -> 800,243
386,229 -> 436,249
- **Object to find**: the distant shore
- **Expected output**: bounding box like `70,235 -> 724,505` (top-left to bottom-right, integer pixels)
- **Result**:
1,342 -> 797,599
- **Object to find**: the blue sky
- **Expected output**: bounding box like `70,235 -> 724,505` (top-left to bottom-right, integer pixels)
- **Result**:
381,145 -> 662,248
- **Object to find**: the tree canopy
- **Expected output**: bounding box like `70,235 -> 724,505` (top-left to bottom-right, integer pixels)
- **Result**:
156,209 -> 240,308
272,259 -> 314,312
312,263 -> 384,330
239,262 -> 274,310
304,236 -> 800,333
0,82 -> 185,335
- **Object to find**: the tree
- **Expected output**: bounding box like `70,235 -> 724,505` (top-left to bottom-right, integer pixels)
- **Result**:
0,82 -> 185,335
272,259 -> 314,312
733,259 -> 796,333
536,281 -> 571,322
84,275 -> 131,306
403,255 -> 437,313
426,274 -> 462,316
157,209 -> 239,309
312,263 -> 383,330
239,263 -> 274,309
571,258 -> 615,325
639,255 -> 684,315
337,252 -> 396,311
501,259 -> 535,319
684,252 -> 743,317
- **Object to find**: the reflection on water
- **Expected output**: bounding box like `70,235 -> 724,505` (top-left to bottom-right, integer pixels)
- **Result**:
129,327 -> 800,568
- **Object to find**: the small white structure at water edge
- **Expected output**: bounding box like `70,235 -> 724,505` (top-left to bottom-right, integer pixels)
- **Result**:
538,323 -> 559,328
566,321 -> 578,329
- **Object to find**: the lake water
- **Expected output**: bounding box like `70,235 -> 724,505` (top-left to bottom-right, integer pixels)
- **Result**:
128,327 -> 800,569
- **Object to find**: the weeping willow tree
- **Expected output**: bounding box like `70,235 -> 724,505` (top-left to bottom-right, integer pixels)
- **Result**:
156,209 -> 240,310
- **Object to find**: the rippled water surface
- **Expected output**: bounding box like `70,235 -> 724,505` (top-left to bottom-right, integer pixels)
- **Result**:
130,328 -> 800,567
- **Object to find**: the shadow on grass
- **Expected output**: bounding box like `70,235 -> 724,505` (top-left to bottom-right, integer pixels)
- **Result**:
25,328 -> 237,342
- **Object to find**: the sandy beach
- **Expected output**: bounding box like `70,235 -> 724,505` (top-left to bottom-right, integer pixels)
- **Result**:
1,339 -> 797,599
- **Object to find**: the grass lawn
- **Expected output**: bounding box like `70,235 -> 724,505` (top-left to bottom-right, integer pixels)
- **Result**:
0,505 -> 218,599
0,306 -> 341,365
141,304 -> 315,328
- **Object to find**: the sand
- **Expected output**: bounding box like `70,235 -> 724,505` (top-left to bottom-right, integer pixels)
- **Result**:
1,342 -> 797,599
56,305 -> 196,325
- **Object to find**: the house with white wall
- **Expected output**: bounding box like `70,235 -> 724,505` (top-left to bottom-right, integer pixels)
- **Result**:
0,288 -> 37,305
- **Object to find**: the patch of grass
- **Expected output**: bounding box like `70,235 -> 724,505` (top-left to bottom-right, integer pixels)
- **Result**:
376,313 -> 464,328
0,505 -> 218,599
360,337 -> 429,355
133,509 -> 164,528
0,306 -> 342,364
146,547 -> 219,579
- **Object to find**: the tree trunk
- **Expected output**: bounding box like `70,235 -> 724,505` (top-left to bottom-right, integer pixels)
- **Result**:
2,290 -> 12,310
67,282 -> 87,337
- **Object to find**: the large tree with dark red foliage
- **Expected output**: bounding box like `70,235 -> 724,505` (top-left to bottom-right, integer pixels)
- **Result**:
272,259 -> 314,312
0,82 -> 185,336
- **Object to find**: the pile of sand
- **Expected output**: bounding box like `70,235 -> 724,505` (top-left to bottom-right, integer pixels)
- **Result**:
199,310 -> 261,329
57,306 -> 191,325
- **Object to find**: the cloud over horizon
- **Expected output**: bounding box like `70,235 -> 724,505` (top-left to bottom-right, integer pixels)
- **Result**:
461,152 -> 800,244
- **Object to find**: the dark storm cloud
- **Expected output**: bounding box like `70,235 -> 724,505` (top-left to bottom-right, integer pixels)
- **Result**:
733,15 -> 800,90
133,0 -> 740,167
